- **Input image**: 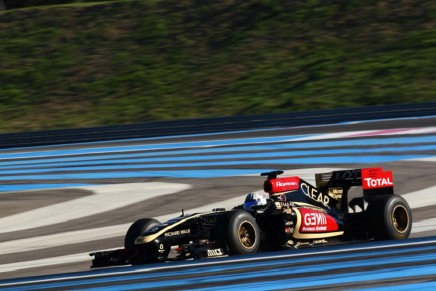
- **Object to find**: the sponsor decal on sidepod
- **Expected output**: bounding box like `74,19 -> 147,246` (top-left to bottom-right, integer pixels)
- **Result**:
299,208 -> 338,233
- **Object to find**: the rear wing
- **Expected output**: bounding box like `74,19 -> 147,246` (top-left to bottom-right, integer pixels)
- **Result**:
315,167 -> 394,195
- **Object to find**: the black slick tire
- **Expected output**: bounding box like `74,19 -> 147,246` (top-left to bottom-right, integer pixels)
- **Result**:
367,194 -> 412,240
226,210 -> 260,255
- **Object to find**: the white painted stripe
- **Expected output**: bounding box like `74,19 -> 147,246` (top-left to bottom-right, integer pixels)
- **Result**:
0,253 -> 90,274
0,225 -> 130,255
403,127 -> 436,135
402,186 -> 436,209
406,157 -> 436,162
411,218 -> 436,233
0,183 -> 191,233
290,127 -> 436,141
288,131 -> 376,141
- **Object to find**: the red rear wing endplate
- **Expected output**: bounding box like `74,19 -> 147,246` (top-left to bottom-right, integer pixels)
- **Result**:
361,167 -> 394,190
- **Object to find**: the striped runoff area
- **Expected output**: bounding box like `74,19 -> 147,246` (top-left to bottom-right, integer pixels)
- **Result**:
1,237 -> 436,290
0,118 -> 436,289
1,126 -> 436,192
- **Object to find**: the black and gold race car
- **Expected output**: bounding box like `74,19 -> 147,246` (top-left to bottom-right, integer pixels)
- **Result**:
90,167 -> 412,268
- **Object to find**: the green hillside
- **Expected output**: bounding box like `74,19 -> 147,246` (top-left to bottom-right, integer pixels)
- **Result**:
0,0 -> 435,133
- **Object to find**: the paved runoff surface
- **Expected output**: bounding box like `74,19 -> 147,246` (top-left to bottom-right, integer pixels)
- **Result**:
0,116 -> 435,290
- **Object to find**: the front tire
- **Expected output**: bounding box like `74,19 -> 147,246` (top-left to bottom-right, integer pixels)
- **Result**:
226,210 -> 260,255
367,194 -> 412,240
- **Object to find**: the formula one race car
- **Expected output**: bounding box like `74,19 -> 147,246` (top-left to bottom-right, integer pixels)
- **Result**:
90,167 -> 412,268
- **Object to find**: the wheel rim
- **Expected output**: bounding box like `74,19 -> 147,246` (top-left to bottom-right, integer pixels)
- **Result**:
238,220 -> 256,249
391,205 -> 409,233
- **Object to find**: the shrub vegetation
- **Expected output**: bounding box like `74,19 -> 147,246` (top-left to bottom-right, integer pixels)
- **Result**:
0,0 -> 435,132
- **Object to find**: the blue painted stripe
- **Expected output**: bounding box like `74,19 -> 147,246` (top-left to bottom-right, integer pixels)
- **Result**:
1,145 -> 435,170
0,127 -> 295,153
0,184 -> 94,192
1,135 -> 435,161
0,155 -> 430,178
4,244 -> 436,290
0,135 -> 310,160
0,169 -> 274,181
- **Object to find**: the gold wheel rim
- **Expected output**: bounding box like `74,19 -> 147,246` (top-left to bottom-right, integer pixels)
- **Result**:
392,205 -> 409,233
238,220 -> 256,249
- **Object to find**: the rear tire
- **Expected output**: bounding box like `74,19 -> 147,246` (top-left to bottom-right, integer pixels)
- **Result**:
124,218 -> 160,249
226,210 -> 260,255
367,194 -> 412,240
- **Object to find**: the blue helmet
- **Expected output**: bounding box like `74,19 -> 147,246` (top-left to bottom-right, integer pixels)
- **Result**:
243,192 -> 267,211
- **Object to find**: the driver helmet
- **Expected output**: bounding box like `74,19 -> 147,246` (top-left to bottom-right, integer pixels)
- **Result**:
243,191 -> 267,211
